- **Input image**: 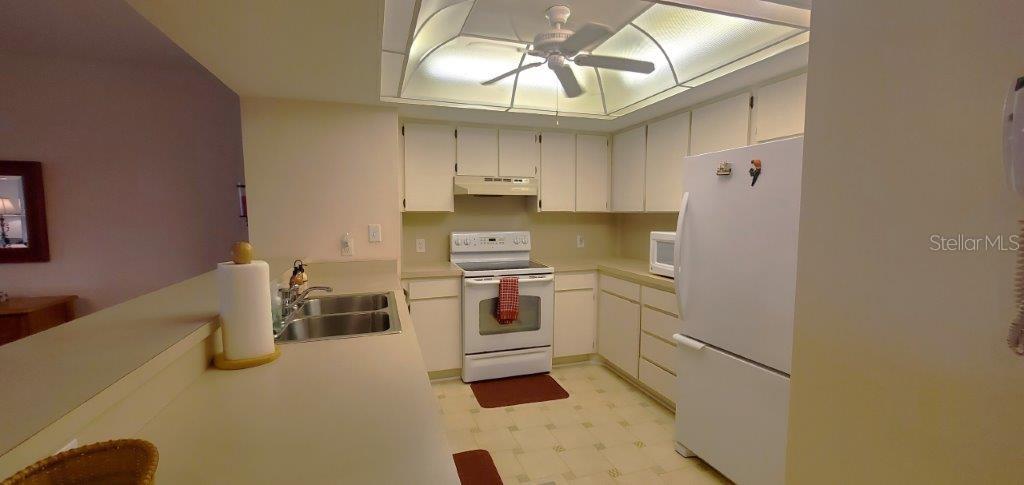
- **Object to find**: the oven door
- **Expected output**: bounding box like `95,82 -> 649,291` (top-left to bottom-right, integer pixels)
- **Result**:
463,274 -> 554,354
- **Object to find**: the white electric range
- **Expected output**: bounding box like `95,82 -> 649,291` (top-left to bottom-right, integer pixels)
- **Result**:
451,231 -> 554,382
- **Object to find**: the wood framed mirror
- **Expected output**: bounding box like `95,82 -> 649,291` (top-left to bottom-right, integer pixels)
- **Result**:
0,161 -> 50,263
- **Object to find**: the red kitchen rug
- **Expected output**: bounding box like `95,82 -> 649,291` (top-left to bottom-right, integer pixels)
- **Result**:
453,449 -> 502,485
470,373 -> 569,408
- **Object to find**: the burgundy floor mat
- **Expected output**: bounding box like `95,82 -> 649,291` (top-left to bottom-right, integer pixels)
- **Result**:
470,373 -> 569,408
453,449 -> 502,485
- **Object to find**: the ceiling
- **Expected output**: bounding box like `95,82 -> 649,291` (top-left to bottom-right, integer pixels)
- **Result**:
125,0 -> 384,105
382,0 -> 810,121
119,0 -> 807,132
0,0 -> 198,69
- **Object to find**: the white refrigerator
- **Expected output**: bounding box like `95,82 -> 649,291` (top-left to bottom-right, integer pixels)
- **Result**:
672,136 -> 803,485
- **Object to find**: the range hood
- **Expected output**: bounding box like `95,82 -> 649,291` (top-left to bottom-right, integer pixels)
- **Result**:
453,175 -> 537,196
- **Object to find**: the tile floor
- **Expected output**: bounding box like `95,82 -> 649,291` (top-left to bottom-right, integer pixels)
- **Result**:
433,363 -> 731,485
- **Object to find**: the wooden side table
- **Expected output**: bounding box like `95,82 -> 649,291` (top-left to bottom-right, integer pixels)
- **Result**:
0,296 -> 77,346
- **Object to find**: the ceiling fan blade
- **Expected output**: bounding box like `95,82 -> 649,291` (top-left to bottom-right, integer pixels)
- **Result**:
559,23 -> 613,55
481,61 -> 544,86
550,64 -> 583,98
573,54 -> 655,74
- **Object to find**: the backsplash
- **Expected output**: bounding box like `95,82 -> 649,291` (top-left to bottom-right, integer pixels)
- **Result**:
618,213 -> 678,260
402,197 -> 619,265
401,196 -> 679,265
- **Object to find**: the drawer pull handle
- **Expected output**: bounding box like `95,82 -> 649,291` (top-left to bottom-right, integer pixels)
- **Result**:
672,333 -> 706,351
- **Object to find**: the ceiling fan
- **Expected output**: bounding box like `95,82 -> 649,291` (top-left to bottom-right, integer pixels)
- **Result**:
480,5 -> 656,98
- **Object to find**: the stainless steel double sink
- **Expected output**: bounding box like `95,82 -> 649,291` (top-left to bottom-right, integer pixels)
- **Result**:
275,292 -> 401,343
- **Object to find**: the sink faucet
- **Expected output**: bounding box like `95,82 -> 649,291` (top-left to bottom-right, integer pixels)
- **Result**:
276,284 -> 333,339
280,285 -> 333,317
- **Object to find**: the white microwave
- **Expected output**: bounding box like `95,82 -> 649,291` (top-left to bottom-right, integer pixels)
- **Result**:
650,231 -> 676,278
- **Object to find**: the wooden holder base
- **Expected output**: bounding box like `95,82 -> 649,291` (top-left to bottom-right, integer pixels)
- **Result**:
214,346 -> 281,370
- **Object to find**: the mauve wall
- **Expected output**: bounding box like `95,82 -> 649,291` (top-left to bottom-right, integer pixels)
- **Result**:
0,53 -> 246,314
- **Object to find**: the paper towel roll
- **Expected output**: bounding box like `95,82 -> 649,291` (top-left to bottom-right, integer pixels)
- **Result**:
217,260 -> 275,361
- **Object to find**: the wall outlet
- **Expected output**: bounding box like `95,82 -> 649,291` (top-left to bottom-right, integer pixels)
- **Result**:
368,224 -> 382,243
58,438 -> 78,453
341,232 -> 354,256
415,238 -> 426,253
577,234 -> 585,248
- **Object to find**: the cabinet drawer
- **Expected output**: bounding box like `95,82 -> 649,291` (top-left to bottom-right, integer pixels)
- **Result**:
407,278 -> 461,300
641,306 -> 682,343
555,272 -> 596,291
600,274 -> 640,301
640,358 -> 676,405
641,332 -> 676,373
641,286 -> 678,316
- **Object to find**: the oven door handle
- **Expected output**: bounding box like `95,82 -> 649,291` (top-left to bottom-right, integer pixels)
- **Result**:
465,275 -> 554,285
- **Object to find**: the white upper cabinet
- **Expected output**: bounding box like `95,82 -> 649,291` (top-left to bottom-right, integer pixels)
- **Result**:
576,134 -> 610,212
691,92 -> 751,155
456,126 -> 498,175
753,73 -> 807,142
611,125 -> 647,212
498,129 -> 540,177
645,112 -> 691,212
403,123 -> 454,212
539,132 -> 576,212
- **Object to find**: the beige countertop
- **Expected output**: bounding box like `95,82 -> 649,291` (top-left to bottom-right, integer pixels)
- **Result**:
400,257 -> 674,292
538,257 -> 676,292
400,261 -> 462,279
136,260 -> 459,484
0,273 -> 222,457
0,259 -> 301,459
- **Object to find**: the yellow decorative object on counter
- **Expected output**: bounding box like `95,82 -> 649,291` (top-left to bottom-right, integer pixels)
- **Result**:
215,241 -> 279,370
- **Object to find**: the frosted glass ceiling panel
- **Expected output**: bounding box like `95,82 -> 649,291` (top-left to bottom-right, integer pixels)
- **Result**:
404,36 -> 521,107
513,64 -> 604,115
404,1 -> 474,89
635,4 -> 802,85
611,85 -> 689,117
594,25 -> 676,113
686,31 -> 809,87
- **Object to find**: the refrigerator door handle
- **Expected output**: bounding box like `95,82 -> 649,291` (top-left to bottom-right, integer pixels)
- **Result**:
673,333 -> 706,351
674,192 -> 690,311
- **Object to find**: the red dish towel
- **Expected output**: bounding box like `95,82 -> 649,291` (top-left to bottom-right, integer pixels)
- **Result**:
498,276 -> 519,324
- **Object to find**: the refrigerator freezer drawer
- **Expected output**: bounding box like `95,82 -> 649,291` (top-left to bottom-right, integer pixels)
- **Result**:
675,340 -> 790,485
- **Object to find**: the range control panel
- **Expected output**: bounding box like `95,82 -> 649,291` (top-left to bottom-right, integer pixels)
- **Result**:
450,231 -> 531,252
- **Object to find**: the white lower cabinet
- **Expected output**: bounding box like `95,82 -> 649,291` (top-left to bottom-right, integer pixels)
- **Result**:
553,272 -> 596,358
597,288 -> 640,378
404,278 -> 461,372
640,358 -> 676,404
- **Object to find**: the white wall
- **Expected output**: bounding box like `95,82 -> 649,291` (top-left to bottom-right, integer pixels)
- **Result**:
787,1 -> 1024,483
241,98 -> 401,261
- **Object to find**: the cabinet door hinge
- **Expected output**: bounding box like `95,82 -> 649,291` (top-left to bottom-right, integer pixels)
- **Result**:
749,95 -> 755,109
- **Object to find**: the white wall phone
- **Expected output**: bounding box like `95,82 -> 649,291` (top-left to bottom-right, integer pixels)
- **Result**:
1004,76 -> 1024,354
1004,77 -> 1024,196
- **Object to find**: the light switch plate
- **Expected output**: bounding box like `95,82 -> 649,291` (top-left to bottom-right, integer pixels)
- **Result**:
577,234 -> 585,248
368,224 -> 382,243
341,232 -> 353,256
415,239 -> 426,253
